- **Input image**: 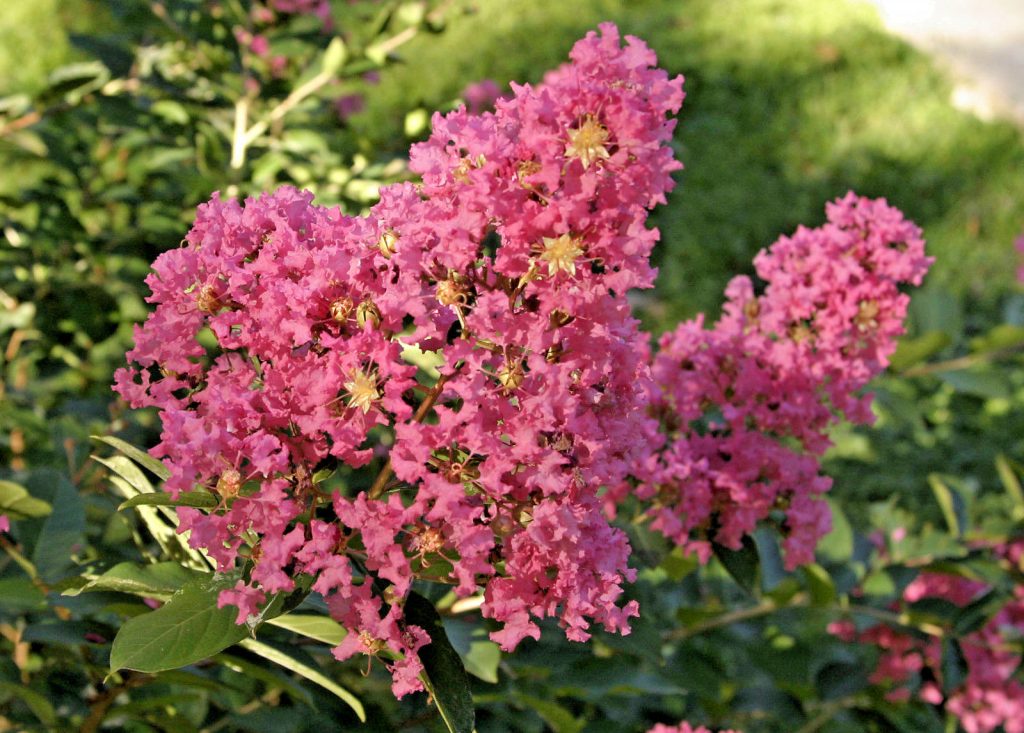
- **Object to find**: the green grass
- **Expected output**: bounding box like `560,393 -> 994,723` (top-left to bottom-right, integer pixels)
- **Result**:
356,0 -> 1024,328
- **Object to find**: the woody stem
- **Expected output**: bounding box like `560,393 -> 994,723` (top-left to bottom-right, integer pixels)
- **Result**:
367,372 -> 452,500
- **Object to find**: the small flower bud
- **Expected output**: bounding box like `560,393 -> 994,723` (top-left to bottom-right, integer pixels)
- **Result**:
376,228 -> 399,259
355,299 -> 382,330
497,359 -> 525,392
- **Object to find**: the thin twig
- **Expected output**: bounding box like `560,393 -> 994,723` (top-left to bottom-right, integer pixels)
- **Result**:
902,340 -> 1024,377
367,373 -> 452,500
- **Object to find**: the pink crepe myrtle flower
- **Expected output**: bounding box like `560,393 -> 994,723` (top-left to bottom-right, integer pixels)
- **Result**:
461,79 -> 504,114
115,23 -> 684,698
113,20 -> 929,700
648,723 -> 741,733
268,0 -> 332,28
831,540 -> 1024,733
620,194 -> 931,569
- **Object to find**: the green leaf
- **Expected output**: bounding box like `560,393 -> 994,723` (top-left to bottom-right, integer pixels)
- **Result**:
29,473 -> 85,582
890,331 -> 951,371
216,652 -> 314,706
110,573 -> 249,673
995,454 -> 1024,519
321,37 -> 348,76
0,579 -> 45,612
952,589 -> 1004,636
66,562 -> 204,600
443,618 -> 501,683
937,368 -> 1011,400
93,454 -> 155,495
118,490 -> 218,511
817,497 -> 854,562
929,474 -> 966,538
940,638 -> 967,694
404,591 -> 475,733
514,694 -> 585,733
93,436 -> 170,480
815,661 -> 868,701
713,535 -> 759,595
266,613 -> 347,646
752,527 -> 788,593
660,546 -> 700,582
238,638 -> 365,721
802,564 -> 837,606
0,680 -> 56,728
0,480 -> 52,520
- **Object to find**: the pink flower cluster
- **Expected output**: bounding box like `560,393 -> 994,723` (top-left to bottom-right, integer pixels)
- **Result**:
0,515 -> 9,533
115,24 -> 683,697
647,723 -> 740,733
625,195 -> 931,568
830,541 -> 1024,733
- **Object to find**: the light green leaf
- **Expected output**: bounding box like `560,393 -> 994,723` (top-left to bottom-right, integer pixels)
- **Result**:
0,480 -> 52,520
443,618 -> 500,684
929,474 -> 965,538
92,436 -> 170,480
238,638 -> 365,721
995,454 -> 1024,519
118,491 -> 218,512
817,498 -> 854,562
266,613 -> 347,646
66,562 -> 204,600
93,454 -> 155,495
321,37 -> 348,76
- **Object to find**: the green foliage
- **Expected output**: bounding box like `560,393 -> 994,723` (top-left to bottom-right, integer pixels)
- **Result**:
110,572 -> 254,673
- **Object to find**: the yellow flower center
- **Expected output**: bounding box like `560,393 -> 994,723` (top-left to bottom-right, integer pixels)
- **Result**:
539,234 -> 586,277
344,367 -> 381,414
565,115 -> 611,169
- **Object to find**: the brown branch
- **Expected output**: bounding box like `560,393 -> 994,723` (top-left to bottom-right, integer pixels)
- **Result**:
79,674 -> 150,733
367,372 -> 452,500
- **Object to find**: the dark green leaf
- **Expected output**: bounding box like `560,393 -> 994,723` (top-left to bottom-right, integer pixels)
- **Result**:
514,694 -> 584,733
0,680 -> 56,727
941,638 -> 967,694
404,591 -> 475,733
816,661 -> 868,701
713,535 -> 759,595
29,473 -> 85,582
